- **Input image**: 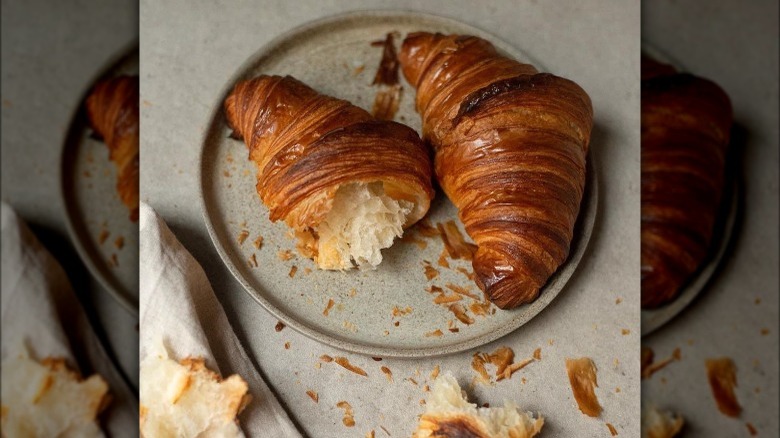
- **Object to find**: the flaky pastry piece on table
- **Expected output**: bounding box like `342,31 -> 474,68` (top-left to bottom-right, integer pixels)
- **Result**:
139,342 -> 250,438
642,406 -> 684,438
85,75 -> 140,222
224,75 -> 433,270
399,33 -> 593,309
641,56 -> 732,308
415,372 -> 543,438
1,351 -> 110,437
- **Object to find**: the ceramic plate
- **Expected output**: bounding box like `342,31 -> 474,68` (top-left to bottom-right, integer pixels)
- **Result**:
201,12 -> 597,357
641,43 -> 739,336
61,45 -> 139,314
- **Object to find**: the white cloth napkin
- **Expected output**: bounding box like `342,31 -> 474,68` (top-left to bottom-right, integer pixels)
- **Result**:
139,202 -> 302,437
0,201 -> 138,436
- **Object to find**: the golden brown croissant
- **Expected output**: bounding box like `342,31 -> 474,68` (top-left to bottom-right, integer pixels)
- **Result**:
85,75 -> 140,222
641,57 -> 732,308
399,33 -> 593,309
224,75 -> 433,270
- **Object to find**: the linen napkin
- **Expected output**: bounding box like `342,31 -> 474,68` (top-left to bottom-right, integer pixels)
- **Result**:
0,201 -> 138,436
139,202 -> 302,437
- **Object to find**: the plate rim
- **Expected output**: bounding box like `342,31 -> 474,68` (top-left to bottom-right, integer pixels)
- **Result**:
59,42 -> 139,316
199,10 -> 598,357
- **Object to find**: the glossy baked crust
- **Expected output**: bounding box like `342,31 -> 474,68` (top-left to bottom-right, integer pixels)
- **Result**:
85,75 -> 140,222
641,58 -> 732,308
399,33 -> 593,309
223,75 -> 433,234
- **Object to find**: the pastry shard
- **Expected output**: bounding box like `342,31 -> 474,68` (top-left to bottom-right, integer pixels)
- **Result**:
139,343 -> 250,437
399,33 -> 592,309
705,357 -> 741,418
224,75 -> 433,270
85,75 -> 140,222
414,372 -> 543,438
642,406 -> 684,438
0,352 -> 110,437
565,357 -> 602,417
641,56 -> 732,308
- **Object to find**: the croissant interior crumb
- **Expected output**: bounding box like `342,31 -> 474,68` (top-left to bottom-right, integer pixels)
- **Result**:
0,353 -> 110,437
414,372 -> 543,438
316,182 -> 412,270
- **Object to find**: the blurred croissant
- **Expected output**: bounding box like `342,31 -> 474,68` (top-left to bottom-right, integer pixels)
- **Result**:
224,75 -> 433,270
399,33 -> 593,309
641,56 -> 732,308
85,75 -> 140,222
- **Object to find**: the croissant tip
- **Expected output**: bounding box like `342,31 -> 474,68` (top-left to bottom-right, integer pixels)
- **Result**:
228,130 -> 242,140
481,278 -> 541,310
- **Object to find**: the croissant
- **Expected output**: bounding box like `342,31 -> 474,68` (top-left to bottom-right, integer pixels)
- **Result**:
224,75 -> 433,270
399,33 -> 593,309
85,75 -> 140,222
641,57 -> 732,308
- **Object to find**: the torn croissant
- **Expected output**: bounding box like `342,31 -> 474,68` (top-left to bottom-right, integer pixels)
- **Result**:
642,406 -> 684,438
0,352 -> 110,437
139,342 -> 250,437
414,372 -> 543,438
399,33 -> 593,308
641,55 -> 732,308
224,75 -> 434,270
85,75 -> 140,222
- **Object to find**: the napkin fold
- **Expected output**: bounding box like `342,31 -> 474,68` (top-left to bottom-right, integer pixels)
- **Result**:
139,202 -> 302,437
0,201 -> 138,436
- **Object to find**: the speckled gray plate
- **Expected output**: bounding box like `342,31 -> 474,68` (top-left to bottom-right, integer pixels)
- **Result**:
200,12 -> 598,357
641,42 -> 739,336
61,45 -> 139,315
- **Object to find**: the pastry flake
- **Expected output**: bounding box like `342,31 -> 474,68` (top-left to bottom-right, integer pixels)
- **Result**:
705,357 -> 741,417
565,357 -> 602,417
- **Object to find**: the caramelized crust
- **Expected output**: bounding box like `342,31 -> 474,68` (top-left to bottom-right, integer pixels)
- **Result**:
399,33 -> 592,308
641,60 -> 732,308
85,75 -> 140,221
223,75 -> 433,234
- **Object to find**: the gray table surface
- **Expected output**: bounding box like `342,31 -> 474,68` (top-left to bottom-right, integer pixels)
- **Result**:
140,1 -> 640,436
642,1 -> 779,436
1,0 -> 139,388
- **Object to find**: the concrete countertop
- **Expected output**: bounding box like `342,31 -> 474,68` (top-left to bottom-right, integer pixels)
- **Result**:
139,1 -> 641,436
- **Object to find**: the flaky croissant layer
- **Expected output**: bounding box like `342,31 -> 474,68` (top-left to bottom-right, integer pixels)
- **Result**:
224,75 -> 433,269
400,32 -> 593,309
85,75 -> 140,222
